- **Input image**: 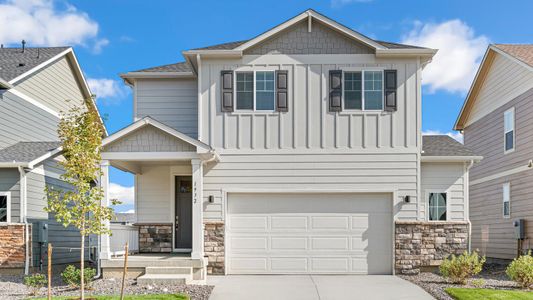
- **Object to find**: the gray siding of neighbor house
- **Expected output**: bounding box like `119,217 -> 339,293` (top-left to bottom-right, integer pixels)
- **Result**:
0,169 -> 20,223
135,79 -> 198,138
0,90 -> 59,149
14,56 -> 86,113
465,87 -> 533,259
244,20 -> 374,55
104,125 -> 196,152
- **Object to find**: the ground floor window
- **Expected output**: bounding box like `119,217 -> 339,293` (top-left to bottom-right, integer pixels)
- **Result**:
428,192 -> 447,221
0,192 -> 10,222
503,183 -> 510,218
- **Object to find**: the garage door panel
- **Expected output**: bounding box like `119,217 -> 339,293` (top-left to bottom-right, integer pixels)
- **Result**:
227,193 -> 392,274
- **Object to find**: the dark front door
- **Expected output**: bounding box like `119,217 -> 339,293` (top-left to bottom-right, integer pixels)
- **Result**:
175,176 -> 193,250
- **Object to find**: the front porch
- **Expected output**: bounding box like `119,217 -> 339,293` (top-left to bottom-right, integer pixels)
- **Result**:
98,117 -> 218,282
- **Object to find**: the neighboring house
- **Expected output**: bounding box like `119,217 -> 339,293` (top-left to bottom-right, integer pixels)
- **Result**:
99,10 -> 480,282
0,45 -> 103,273
455,44 -> 533,260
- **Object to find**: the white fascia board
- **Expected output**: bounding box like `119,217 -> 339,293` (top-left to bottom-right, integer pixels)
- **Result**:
27,147 -> 63,169
421,156 -> 483,162
102,152 -> 200,161
375,48 -> 438,58
120,72 -> 196,79
8,89 -> 60,118
8,48 -> 72,84
0,78 -> 13,89
0,162 -> 28,168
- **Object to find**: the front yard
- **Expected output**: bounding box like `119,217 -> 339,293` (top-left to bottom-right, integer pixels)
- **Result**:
400,263 -> 532,300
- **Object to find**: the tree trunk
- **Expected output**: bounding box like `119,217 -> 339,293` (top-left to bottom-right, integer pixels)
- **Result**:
80,231 -> 85,300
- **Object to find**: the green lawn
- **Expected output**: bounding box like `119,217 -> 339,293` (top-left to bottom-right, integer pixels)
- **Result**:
32,294 -> 189,300
446,288 -> 533,300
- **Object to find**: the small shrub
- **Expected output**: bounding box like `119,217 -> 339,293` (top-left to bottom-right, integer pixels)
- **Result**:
506,251 -> 533,289
61,265 -> 96,288
439,251 -> 486,284
470,278 -> 485,288
23,273 -> 47,295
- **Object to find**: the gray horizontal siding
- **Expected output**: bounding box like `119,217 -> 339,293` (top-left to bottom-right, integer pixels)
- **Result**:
469,169 -> 533,259
0,90 -> 59,149
0,169 -> 20,223
465,88 -> 533,181
135,79 -> 198,138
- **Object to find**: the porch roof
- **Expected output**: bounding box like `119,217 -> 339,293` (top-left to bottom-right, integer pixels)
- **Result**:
101,117 -> 218,174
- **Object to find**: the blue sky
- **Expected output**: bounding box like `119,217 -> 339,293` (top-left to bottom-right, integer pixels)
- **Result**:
1,0 -> 532,212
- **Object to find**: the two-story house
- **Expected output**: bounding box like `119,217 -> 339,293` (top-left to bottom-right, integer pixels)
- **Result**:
455,44 -> 533,260
98,10 -> 481,283
0,45 -> 104,273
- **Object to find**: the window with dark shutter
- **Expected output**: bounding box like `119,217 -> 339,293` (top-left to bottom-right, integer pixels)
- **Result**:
221,70 -> 234,112
329,70 -> 342,112
276,70 -> 288,112
384,70 -> 397,112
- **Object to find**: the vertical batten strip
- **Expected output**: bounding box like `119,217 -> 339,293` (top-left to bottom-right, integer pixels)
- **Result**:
265,114 -> 269,149
377,113 -> 381,148
292,65 -> 297,149
362,113 -> 366,148
236,114 -> 241,149
306,64 -> 311,149
320,64 -> 326,149
404,63 -> 408,148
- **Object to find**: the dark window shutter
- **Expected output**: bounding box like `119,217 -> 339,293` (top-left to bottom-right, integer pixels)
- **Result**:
221,70 -> 234,112
276,70 -> 288,112
384,70 -> 397,112
329,70 -> 342,112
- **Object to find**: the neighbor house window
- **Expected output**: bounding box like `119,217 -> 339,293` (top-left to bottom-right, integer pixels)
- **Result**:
235,71 -> 275,111
0,192 -> 10,223
343,70 -> 383,110
504,108 -> 515,153
428,192 -> 447,221
503,183 -> 510,218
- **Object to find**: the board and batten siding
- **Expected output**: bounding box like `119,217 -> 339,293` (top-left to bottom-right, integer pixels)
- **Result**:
14,56 -> 86,113
135,79 -> 198,138
420,162 -> 468,221
466,53 -> 533,128
0,91 -> 59,149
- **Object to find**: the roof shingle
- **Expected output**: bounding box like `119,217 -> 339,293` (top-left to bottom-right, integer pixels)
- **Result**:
493,44 -> 533,68
422,135 -> 477,157
0,47 -> 69,82
0,141 -> 61,163
131,61 -> 192,73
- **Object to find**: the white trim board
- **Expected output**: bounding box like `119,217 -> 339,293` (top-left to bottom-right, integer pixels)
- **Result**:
0,191 -> 11,223
7,89 -> 60,118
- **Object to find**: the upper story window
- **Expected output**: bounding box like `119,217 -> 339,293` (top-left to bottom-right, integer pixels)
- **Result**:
503,183 -> 510,218
428,192 -> 447,221
236,71 -> 275,111
0,192 -> 10,223
343,70 -> 383,111
504,108 -> 515,153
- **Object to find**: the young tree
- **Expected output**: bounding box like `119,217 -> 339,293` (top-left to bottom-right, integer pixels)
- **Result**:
45,105 -> 117,300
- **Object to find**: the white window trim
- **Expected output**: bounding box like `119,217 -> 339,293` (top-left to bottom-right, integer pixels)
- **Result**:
341,69 -> 384,112
0,191 -> 11,223
234,70 -> 276,113
502,182 -> 511,218
504,107 -> 515,154
426,190 -> 449,222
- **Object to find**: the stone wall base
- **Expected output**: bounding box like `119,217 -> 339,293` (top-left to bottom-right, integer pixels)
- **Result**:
204,221 -> 224,274
395,221 -> 469,275
137,223 -> 172,253
0,224 -> 31,269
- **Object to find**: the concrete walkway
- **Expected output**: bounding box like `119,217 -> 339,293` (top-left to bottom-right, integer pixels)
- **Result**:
208,275 -> 434,300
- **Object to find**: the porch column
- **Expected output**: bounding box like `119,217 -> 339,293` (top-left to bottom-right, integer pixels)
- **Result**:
100,160 -> 111,260
191,159 -> 204,259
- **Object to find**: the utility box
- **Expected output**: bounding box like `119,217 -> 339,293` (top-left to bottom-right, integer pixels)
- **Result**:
513,219 -> 525,240
36,221 -> 48,243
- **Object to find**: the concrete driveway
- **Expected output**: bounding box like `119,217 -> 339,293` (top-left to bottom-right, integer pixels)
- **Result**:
208,275 -> 434,300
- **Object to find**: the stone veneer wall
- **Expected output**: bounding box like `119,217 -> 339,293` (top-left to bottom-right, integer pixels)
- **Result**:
395,221 -> 469,274
138,224 -> 172,253
0,224 -> 31,269
204,221 -> 224,274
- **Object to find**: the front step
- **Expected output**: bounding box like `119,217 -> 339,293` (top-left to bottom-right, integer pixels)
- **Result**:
145,267 -> 192,275
137,273 -> 191,285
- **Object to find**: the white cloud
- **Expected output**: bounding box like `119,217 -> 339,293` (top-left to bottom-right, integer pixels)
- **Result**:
109,183 -> 134,206
331,0 -> 372,7
87,78 -> 126,105
423,130 -> 464,143
123,209 -> 135,214
0,0 -> 106,51
402,20 -> 489,94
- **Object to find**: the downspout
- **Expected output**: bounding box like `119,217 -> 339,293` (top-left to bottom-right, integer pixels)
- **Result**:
18,166 -> 30,275
465,160 -> 475,252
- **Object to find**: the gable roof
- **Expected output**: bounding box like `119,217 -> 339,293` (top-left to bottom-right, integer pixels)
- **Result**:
131,61 -> 192,73
454,44 -> 533,130
102,116 -> 212,153
422,136 -> 477,157
0,141 -> 62,168
0,47 -> 70,82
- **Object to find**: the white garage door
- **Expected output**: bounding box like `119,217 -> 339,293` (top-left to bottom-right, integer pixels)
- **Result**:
226,193 -> 393,274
